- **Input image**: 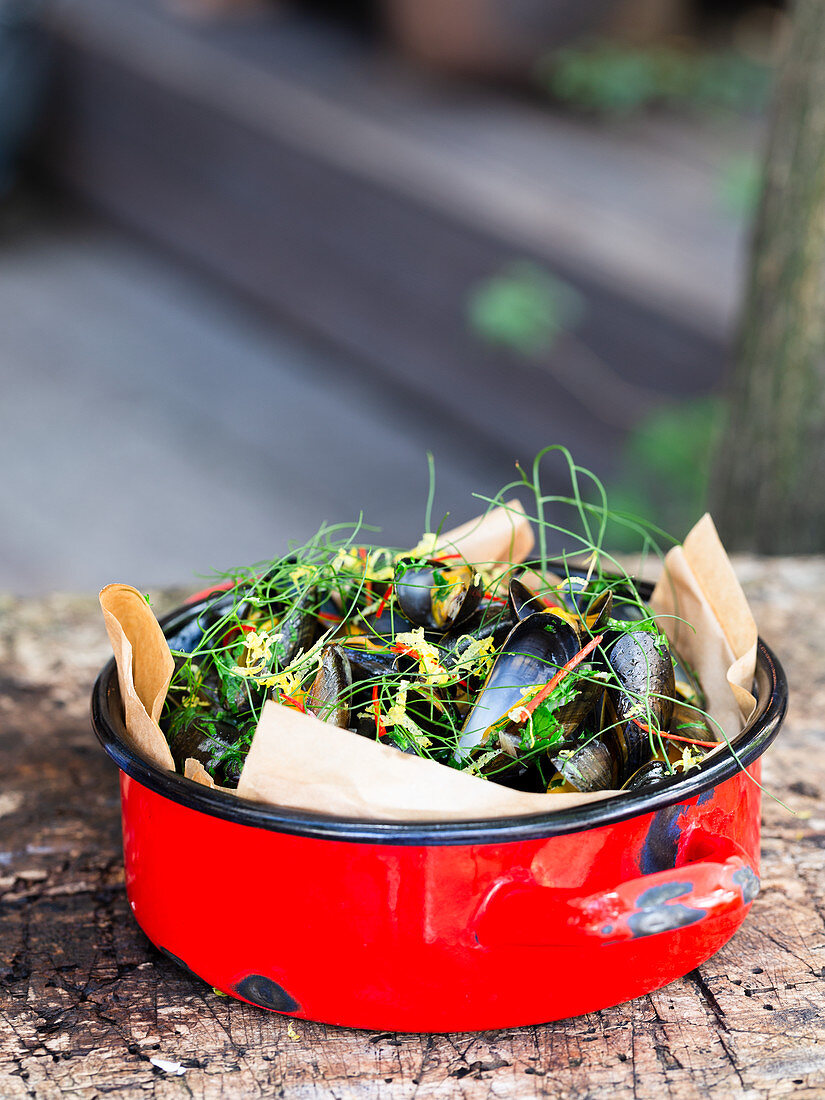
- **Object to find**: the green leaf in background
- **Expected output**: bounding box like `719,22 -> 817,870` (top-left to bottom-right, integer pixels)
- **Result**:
606,396 -> 727,547
535,42 -> 772,119
717,154 -> 763,218
467,261 -> 585,355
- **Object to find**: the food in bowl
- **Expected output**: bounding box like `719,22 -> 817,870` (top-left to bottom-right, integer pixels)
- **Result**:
161,538 -> 711,796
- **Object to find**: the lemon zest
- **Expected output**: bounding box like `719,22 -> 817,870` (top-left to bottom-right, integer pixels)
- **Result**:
395,628 -> 452,686
405,533 -> 440,560
383,681 -> 432,747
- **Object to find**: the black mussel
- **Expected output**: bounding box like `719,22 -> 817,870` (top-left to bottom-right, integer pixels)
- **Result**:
306,645 -> 353,728
336,643 -> 401,680
168,718 -> 245,786
478,751 -> 548,792
605,582 -> 649,624
580,589 -> 613,633
605,629 -> 676,782
508,576 -> 548,621
555,576 -> 615,634
439,602 -> 515,669
458,611 -> 581,753
550,735 -> 618,792
621,759 -> 673,792
552,663 -> 607,739
307,642 -> 420,735
357,602 -> 419,641
394,558 -> 483,632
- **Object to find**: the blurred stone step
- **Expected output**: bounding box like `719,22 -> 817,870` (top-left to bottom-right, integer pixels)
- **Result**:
38,0 -> 743,477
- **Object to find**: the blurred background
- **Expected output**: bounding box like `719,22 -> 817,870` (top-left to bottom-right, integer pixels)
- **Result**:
0,0 -> 786,592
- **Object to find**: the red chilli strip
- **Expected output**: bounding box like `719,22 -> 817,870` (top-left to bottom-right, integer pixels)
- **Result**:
372,685 -> 388,738
521,633 -> 605,718
373,584 -> 394,620
632,719 -> 718,750
281,694 -> 306,714
220,622 -> 257,647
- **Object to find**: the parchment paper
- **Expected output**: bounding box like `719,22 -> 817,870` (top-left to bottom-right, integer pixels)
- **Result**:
101,508 -> 758,821
99,583 -> 176,771
235,703 -> 611,819
649,513 -> 757,736
432,498 -> 534,566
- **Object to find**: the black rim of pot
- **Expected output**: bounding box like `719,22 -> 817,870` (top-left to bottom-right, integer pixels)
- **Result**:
91,594 -> 788,846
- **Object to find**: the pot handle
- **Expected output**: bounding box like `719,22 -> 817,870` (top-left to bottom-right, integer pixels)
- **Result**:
473,853 -> 760,948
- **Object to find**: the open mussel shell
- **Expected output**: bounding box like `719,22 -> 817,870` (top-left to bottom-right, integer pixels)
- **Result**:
394,558 -> 483,632
508,577 -> 548,621
552,576 -> 615,634
580,589 -> 613,633
458,611 -> 581,752
508,576 -> 584,641
605,629 -> 676,781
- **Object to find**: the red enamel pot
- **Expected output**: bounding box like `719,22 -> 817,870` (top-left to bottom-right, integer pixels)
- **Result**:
91,593 -> 787,1033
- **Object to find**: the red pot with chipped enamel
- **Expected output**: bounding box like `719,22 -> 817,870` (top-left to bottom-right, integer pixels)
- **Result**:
91,588 -> 787,1032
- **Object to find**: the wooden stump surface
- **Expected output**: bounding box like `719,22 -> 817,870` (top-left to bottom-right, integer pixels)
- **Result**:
1,559 -> 824,1098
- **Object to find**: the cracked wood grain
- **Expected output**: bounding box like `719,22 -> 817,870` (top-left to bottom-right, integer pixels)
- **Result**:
1,564 -> 824,1099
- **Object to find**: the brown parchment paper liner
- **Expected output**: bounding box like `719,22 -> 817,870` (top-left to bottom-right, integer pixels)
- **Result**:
99,583 -> 176,772
101,507 -> 758,819
649,513 -> 757,740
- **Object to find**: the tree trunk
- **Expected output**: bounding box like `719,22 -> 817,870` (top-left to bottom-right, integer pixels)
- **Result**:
710,0 -> 825,553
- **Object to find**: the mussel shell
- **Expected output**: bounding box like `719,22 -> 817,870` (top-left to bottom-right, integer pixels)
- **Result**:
439,602 -> 515,668
552,664 -> 606,739
508,577 -> 548,621
169,718 -> 245,785
555,577 -> 615,632
550,735 -> 618,792
605,629 -> 676,781
458,611 -> 581,751
394,559 -> 483,631
478,752 -> 548,792
306,644 -> 353,728
581,589 -> 613,633
355,602 -> 419,641
621,759 -> 673,792
336,644 -> 400,680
